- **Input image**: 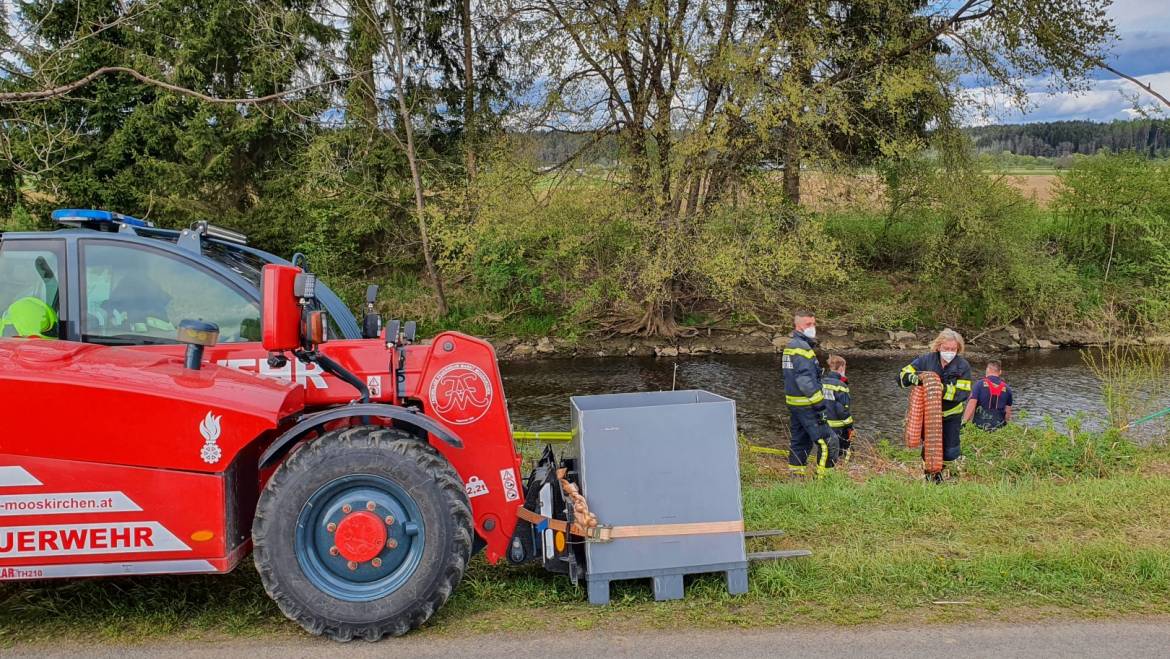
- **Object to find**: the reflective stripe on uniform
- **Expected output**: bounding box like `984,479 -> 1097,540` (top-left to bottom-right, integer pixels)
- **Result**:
817,439 -> 829,469
827,416 -> 854,428
788,465 -> 806,475
900,364 -> 917,387
944,384 -> 957,400
955,379 -> 972,391
783,347 -> 816,359
942,402 -> 965,417
786,391 -> 825,406
822,383 -> 849,393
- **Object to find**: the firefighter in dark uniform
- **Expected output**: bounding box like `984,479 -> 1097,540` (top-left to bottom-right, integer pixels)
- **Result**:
822,354 -> 855,459
898,328 -> 972,480
963,360 -> 1014,430
783,311 -> 838,477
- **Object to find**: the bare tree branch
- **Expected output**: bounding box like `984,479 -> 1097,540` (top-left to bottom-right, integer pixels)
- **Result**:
1096,62 -> 1170,110
1052,39 -> 1170,110
0,65 -> 352,104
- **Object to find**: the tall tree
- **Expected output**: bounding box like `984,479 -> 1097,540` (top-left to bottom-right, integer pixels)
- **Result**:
508,0 -> 1115,335
0,0 -> 335,229
290,0 -> 511,315
461,0 -> 477,181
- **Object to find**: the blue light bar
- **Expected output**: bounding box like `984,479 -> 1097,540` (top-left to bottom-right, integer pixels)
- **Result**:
51,208 -> 154,228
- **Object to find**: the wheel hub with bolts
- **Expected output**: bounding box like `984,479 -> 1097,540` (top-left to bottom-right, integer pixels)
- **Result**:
294,474 -> 425,601
332,509 -> 387,564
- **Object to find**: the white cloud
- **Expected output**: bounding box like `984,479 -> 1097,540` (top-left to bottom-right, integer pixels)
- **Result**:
1108,0 -> 1167,31
963,71 -> 1170,125
957,0 -> 1169,124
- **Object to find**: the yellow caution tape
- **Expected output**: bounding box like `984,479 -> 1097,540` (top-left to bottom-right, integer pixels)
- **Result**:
747,445 -> 789,456
512,431 -> 573,442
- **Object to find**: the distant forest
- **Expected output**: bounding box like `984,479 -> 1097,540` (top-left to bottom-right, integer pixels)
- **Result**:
965,119 -> 1169,158
519,119 -> 1170,166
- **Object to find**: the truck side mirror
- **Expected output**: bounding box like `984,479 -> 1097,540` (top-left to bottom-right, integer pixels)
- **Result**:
363,285 -> 381,339
386,319 -> 401,346
261,264 -> 303,353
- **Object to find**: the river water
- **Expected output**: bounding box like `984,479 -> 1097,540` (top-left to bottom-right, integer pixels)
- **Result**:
500,350 -> 1124,446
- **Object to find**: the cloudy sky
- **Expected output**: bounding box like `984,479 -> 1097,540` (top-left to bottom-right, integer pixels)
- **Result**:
964,0 -> 1170,125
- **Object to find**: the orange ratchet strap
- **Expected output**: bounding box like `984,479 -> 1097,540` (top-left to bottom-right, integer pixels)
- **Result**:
516,507 -> 744,543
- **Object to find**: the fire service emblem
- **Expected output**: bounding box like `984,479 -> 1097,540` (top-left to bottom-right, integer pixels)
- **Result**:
428,362 -> 494,425
199,412 -> 223,464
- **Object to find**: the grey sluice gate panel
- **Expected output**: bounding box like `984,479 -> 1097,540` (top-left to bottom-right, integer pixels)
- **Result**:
569,390 -> 748,602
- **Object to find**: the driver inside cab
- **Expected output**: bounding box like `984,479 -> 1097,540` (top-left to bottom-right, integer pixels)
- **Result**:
83,251 -> 177,341
102,275 -> 176,337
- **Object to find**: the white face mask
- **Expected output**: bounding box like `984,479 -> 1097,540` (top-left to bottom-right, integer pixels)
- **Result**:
940,350 -> 957,363
803,326 -> 817,339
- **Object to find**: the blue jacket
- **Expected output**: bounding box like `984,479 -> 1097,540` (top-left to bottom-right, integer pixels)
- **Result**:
783,332 -> 823,408
821,370 -> 853,431
971,375 -> 1012,429
898,351 -> 972,418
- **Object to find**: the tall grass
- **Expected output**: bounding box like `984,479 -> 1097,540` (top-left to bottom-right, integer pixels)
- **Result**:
1083,344 -> 1170,431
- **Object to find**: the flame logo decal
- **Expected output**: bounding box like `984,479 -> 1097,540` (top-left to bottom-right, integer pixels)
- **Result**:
199,412 -> 223,464
200,413 -> 222,443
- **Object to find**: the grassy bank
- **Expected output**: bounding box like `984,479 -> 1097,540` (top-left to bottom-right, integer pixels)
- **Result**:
2,425 -> 1168,645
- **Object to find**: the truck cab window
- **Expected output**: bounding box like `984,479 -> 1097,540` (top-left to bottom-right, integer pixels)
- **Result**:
0,241 -> 64,339
81,241 -> 261,345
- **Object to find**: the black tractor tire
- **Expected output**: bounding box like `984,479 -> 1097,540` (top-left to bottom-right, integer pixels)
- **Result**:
252,425 -> 472,641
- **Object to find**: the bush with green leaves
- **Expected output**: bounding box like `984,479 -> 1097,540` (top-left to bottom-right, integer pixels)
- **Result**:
0,205 -> 43,232
431,161 -> 638,333
431,161 -> 852,334
1049,153 -> 1170,326
694,183 -> 847,315
915,169 -> 1084,327
1056,153 -> 1170,287
826,162 -> 1085,329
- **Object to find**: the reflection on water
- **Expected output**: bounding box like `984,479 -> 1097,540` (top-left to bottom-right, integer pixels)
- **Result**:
500,349 -> 1141,446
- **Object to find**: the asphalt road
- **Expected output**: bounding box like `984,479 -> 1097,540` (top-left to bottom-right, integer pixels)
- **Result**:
12,619 -> 1170,658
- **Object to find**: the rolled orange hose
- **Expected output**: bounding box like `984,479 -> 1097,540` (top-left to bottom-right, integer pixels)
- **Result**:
905,371 -> 944,474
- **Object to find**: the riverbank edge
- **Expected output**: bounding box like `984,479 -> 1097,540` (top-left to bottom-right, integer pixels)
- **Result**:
490,325 -> 1169,361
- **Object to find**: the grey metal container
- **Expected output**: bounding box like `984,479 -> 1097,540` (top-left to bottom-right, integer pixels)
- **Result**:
569,389 -> 748,604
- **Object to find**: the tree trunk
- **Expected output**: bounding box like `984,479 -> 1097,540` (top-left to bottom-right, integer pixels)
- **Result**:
461,0 -> 477,181
782,124 -> 801,206
625,294 -> 680,336
780,1 -> 811,210
387,5 -> 450,316
347,0 -> 380,130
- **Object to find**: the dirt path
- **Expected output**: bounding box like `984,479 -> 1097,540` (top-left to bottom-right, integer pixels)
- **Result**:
11,618 -> 1170,658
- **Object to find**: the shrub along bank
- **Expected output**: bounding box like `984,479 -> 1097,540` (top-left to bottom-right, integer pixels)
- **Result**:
3,422 -> 1167,645
383,154 -> 1170,341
